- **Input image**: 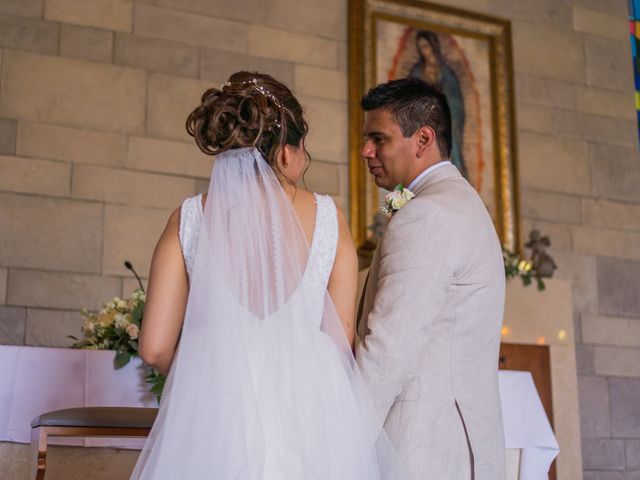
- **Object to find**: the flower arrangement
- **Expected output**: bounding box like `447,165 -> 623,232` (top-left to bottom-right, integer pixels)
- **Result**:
502,245 -> 546,291
68,262 -> 166,400
382,184 -> 415,215
69,289 -> 144,360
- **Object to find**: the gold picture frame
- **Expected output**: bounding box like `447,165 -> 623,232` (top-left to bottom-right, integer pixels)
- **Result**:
349,0 -> 521,264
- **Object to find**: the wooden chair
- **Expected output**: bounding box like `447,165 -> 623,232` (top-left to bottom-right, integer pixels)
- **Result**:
30,406 -> 158,480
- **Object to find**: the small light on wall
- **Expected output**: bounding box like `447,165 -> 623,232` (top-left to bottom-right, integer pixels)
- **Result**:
557,330 -> 567,340
501,326 -> 510,337
536,336 -> 546,345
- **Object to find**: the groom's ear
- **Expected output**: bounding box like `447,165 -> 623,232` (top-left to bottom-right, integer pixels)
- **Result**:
415,126 -> 436,158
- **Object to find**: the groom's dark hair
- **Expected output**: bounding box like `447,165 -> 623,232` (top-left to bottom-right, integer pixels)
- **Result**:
361,78 -> 452,158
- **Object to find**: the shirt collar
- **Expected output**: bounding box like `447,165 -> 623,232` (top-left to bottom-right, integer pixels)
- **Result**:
407,161 -> 452,191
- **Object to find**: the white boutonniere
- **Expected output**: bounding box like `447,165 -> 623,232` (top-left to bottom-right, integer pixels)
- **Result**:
382,184 -> 415,215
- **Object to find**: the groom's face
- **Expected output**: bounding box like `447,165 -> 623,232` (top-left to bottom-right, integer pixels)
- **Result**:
361,109 -> 417,190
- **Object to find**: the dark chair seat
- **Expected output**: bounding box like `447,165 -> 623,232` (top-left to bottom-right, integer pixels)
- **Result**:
31,406 -> 158,479
31,406 -> 158,429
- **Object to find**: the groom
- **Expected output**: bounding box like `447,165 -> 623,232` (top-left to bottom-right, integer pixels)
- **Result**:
356,78 -> 506,480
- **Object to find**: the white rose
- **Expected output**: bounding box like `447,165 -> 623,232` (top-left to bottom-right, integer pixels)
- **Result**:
403,189 -> 415,201
115,313 -> 132,329
126,323 -> 139,340
391,195 -> 407,210
384,190 -> 399,203
383,186 -> 414,214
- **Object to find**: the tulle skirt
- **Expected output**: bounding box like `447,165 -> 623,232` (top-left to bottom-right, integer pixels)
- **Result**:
131,311 -> 400,479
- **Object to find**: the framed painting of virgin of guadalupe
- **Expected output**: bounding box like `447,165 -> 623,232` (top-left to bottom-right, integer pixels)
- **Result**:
348,0 -> 521,265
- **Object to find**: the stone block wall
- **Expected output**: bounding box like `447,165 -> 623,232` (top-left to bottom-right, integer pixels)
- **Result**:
483,0 -> 640,477
1,0 -> 639,477
0,0 -> 348,351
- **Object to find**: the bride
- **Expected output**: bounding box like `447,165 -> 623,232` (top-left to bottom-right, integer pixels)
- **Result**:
130,71 -> 408,479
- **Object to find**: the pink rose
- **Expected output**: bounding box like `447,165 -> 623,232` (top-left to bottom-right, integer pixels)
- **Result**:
126,323 -> 139,340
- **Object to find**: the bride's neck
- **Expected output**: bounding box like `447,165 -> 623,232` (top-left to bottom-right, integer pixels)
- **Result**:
280,181 -> 298,204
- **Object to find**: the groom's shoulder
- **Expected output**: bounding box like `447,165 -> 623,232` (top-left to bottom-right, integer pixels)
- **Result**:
395,179 -> 478,227
416,175 -> 481,210
393,194 -> 449,229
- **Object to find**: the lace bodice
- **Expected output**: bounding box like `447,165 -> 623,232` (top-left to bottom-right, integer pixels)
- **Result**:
178,194 -> 203,277
178,193 -> 338,298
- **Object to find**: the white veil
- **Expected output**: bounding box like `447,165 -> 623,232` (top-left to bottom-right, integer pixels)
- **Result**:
131,147 -> 408,479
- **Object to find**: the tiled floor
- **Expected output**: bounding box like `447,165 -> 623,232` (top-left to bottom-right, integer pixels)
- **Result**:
0,442 -> 139,480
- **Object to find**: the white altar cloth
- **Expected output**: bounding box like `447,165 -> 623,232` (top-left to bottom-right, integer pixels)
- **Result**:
0,345 -> 154,449
499,370 -> 560,479
0,345 -> 559,478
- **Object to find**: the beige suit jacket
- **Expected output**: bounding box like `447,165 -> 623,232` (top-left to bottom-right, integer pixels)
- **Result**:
356,164 -> 506,480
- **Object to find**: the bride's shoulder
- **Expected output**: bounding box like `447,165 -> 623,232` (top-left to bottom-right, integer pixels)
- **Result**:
309,191 -> 341,214
297,189 -> 317,201
164,194 -> 205,233
177,194 -> 205,219
294,189 -> 320,211
306,190 -> 335,208
306,192 -> 348,232
184,193 -> 206,210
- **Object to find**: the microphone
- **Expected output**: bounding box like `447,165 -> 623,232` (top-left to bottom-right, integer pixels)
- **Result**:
124,261 -> 145,293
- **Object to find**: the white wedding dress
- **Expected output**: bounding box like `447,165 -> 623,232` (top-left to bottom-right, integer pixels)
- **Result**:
131,148 -> 407,480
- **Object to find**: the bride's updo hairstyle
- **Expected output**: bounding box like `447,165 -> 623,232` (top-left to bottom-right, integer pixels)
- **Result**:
186,71 -> 309,171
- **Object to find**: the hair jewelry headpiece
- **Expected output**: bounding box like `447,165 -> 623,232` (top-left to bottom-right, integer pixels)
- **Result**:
223,78 -> 282,129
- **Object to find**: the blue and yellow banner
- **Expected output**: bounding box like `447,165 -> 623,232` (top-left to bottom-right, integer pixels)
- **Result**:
629,0 -> 640,143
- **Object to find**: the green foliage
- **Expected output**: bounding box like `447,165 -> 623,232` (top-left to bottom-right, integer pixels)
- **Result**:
502,246 -> 546,291
114,350 -> 133,369
145,370 -> 166,403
